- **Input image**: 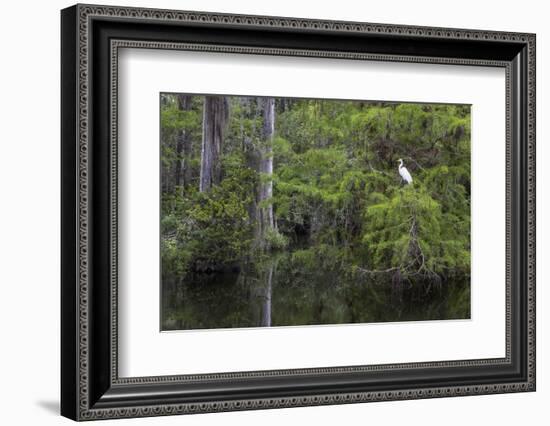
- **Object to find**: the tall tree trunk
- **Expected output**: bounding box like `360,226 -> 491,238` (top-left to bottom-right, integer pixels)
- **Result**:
258,97 -> 275,238
199,96 -> 228,192
175,95 -> 192,191
160,132 -> 171,194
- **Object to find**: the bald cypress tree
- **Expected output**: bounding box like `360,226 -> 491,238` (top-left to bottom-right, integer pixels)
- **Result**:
256,97 -> 275,247
199,96 -> 228,192
174,94 -> 193,190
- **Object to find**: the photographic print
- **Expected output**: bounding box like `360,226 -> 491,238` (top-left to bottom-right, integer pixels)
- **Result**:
61,7 -> 536,418
160,94 -> 471,331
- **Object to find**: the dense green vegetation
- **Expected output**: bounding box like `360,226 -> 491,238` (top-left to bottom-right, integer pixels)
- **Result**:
161,95 -> 470,291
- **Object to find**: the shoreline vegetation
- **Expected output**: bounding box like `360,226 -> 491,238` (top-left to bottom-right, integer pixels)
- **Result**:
160,94 -> 471,329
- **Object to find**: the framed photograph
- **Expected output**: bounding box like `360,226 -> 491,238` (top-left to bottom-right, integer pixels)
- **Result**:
61,4 -> 536,421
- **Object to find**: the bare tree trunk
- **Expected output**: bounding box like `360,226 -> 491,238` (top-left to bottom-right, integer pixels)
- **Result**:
175,95 -> 192,191
200,96 -> 228,192
160,133 -> 171,194
258,97 -> 275,237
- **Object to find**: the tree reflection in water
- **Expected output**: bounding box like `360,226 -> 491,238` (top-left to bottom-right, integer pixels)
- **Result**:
161,252 -> 470,331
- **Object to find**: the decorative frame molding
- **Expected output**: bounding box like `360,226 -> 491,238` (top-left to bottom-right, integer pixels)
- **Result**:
61,3 -> 535,421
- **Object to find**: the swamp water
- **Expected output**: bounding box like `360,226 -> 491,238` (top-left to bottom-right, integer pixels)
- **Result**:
161,252 -> 470,331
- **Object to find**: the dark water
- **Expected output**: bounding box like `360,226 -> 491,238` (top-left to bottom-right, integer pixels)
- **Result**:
161,254 -> 470,331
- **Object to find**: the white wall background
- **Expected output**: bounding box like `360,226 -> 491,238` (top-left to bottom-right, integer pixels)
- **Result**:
0,0 -> 546,424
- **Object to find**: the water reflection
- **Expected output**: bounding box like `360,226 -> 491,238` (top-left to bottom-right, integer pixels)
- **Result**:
161,253 -> 470,331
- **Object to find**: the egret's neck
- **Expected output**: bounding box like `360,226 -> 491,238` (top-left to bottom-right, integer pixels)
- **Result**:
398,160 -> 403,168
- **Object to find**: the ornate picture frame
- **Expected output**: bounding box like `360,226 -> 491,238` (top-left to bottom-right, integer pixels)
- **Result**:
61,4 -> 535,421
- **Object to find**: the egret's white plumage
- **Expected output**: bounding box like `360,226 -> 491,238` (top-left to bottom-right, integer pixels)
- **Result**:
397,159 -> 413,184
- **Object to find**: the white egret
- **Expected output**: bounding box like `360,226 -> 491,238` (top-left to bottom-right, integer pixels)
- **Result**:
397,159 -> 413,184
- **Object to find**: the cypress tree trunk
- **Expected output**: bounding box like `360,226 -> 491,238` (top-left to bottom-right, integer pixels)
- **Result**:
199,96 -> 228,192
175,94 -> 192,191
258,97 -> 275,237
160,129 -> 171,194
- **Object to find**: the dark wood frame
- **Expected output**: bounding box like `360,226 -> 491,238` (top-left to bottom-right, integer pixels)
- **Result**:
61,3 -> 536,421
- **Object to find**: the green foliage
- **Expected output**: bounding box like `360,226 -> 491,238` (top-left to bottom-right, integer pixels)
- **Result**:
264,228 -> 289,250
187,170 -> 256,264
159,96 -> 201,169
160,148 -> 257,273
362,183 -> 469,276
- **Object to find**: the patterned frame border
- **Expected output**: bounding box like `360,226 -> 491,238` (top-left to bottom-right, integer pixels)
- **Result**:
109,40 -> 512,384
72,4 -> 535,420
